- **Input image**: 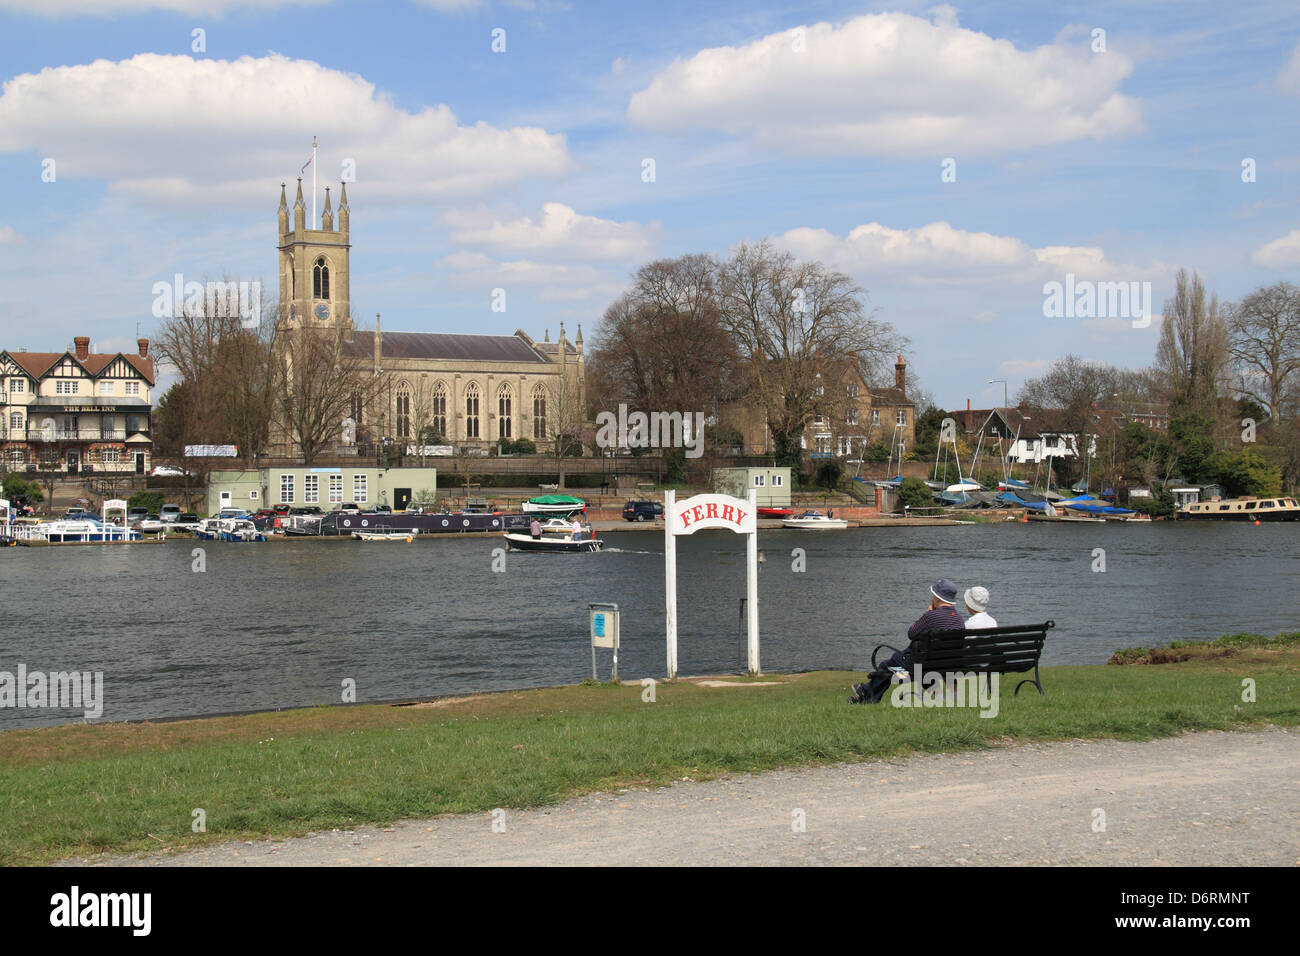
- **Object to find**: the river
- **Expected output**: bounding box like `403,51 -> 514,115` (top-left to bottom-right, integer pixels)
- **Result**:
1,521 -> 1295,729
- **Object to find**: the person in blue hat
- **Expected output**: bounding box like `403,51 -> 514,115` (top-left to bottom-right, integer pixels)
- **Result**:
849,578 -> 964,704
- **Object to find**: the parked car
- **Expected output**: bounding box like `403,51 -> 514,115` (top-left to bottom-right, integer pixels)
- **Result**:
138,514 -> 164,533
288,506 -> 324,515
127,507 -> 149,524
272,504 -> 291,515
337,503 -> 361,514
175,512 -> 202,532
150,465 -> 195,478
160,504 -> 183,524
622,500 -> 664,522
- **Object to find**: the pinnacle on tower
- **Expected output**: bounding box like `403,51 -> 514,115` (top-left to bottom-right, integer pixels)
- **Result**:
322,186 -> 333,230
338,182 -> 350,235
293,177 -> 305,232
278,182 -> 289,234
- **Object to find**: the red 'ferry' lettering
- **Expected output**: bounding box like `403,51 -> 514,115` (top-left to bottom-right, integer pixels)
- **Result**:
678,508 -> 692,528
705,502 -> 718,519
721,505 -> 735,523
734,508 -> 748,525
692,506 -> 704,524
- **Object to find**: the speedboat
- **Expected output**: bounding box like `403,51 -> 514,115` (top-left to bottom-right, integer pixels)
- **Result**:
757,507 -> 795,518
504,531 -> 603,552
781,510 -> 849,529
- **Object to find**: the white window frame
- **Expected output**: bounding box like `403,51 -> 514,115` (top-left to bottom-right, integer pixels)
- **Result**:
280,474 -> 295,503
754,474 -> 765,487
328,474 -> 343,503
9,379 -> 24,393
353,474 -> 368,502
772,474 -> 783,487
9,412 -> 21,430
98,381 -> 113,396
304,474 -> 319,503
896,409 -> 907,426
124,381 -> 140,396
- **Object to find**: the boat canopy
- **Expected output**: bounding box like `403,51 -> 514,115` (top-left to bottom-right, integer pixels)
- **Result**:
526,494 -> 586,505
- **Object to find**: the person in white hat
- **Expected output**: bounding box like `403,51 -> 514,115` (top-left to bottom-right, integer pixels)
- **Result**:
963,586 -> 998,630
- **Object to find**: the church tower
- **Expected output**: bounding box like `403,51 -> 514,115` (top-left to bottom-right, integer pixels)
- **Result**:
278,179 -> 351,331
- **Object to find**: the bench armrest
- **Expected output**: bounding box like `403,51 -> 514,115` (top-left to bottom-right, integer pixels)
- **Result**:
871,643 -> 903,669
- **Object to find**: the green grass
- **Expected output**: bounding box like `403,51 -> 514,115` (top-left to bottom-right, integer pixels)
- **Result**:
2,639 -> 1297,865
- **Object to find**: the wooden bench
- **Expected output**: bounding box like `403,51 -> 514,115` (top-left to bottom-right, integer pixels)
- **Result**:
871,621 -> 1055,697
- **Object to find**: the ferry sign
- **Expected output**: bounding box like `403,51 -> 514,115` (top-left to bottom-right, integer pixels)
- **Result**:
668,493 -> 755,535
664,489 -> 760,679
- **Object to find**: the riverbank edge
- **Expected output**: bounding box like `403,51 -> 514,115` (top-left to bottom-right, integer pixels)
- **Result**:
3,636 -> 1297,866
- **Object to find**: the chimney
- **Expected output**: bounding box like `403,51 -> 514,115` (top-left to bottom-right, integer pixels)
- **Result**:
967,398 -> 971,411
894,355 -> 905,390
137,338 -> 150,358
74,336 -> 90,360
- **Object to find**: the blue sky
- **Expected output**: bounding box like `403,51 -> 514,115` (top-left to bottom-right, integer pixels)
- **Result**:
1,0 -> 1298,409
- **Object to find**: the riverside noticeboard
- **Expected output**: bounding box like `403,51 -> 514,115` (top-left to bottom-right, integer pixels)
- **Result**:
664,490 -> 759,679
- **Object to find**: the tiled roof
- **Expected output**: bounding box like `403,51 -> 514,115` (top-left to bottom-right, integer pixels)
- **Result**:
342,331 -> 552,364
2,351 -> 154,384
867,386 -> 912,406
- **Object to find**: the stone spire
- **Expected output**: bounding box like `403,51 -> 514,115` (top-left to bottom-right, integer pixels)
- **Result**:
338,181 -> 349,236
278,182 -> 288,235
321,186 -> 333,230
293,178 -> 305,233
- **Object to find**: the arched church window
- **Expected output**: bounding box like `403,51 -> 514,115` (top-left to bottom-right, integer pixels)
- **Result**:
432,381 -> 447,438
313,257 -> 330,300
532,384 -> 547,440
465,383 -> 480,439
396,383 -> 411,439
498,384 -> 513,439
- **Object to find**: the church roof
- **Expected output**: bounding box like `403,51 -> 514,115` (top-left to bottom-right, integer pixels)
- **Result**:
344,331 -> 551,364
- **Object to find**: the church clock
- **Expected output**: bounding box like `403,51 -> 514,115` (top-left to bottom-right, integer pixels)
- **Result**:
314,302 -> 331,321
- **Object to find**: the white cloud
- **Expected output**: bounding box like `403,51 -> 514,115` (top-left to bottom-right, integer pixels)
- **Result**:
1252,229 -> 1300,269
774,220 -> 1167,287
1279,41 -> 1300,94
0,0 -> 326,14
628,11 -> 1142,156
433,252 -> 626,304
0,54 -> 573,205
413,0 -> 486,10
441,202 -> 659,261
0,226 -> 24,244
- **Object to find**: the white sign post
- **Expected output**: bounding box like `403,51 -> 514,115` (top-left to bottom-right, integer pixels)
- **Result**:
665,489 -> 760,679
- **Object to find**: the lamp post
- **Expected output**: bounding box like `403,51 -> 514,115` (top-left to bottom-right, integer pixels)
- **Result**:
988,379 -> 1008,411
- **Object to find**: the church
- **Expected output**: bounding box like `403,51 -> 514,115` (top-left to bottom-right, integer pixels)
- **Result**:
275,179 -> 586,454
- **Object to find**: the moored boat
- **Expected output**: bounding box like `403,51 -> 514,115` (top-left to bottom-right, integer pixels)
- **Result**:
781,510 -> 849,529
757,507 -> 795,518
521,494 -> 586,515
1177,495 -> 1300,521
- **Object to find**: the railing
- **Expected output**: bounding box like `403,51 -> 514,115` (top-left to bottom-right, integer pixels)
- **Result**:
24,429 -> 127,441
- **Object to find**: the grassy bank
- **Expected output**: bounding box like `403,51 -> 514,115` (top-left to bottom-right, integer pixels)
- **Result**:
2,633 -> 1297,865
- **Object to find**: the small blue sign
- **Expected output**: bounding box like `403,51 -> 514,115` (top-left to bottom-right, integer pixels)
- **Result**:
593,613 -> 605,637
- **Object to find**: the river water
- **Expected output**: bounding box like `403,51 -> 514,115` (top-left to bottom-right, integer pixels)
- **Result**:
2,522 -> 1296,729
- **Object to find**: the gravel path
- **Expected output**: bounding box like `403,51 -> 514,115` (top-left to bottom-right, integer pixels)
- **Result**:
82,727 -> 1298,866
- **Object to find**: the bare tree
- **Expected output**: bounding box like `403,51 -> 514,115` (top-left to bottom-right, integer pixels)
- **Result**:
272,325 -> 381,467
1155,268 -> 1230,421
536,374 -> 584,489
716,240 -> 905,468
1227,281 -> 1300,424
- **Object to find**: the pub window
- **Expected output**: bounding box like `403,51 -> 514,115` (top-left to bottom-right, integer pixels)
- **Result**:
9,379 -> 24,393
100,448 -> 120,464
98,381 -> 113,395
9,412 -> 21,430
125,381 -> 140,396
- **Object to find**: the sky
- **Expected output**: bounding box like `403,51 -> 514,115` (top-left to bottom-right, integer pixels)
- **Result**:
1,0 -> 1298,410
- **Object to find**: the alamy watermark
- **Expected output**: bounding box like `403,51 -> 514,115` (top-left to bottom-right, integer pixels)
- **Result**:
1043,274 -> 1152,329
1,665 -> 103,719
594,403 -> 706,459
889,666 -> 999,718
151,273 -> 262,329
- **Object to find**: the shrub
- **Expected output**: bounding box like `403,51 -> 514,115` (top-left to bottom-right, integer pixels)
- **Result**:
897,476 -> 933,510
128,491 -> 165,514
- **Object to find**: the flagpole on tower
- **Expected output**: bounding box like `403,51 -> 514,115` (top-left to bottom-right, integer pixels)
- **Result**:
311,136 -> 318,226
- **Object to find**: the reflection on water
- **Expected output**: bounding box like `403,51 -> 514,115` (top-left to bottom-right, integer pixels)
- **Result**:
2,522 -> 1295,728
